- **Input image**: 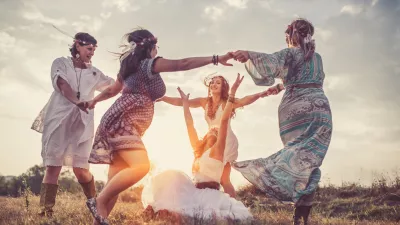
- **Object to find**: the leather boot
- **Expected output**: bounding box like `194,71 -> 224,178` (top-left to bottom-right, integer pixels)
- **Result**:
38,183 -> 58,217
79,176 -> 96,199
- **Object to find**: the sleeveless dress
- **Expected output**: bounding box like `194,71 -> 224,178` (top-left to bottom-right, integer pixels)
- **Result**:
141,149 -> 252,220
232,48 -> 332,205
205,104 -> 239,164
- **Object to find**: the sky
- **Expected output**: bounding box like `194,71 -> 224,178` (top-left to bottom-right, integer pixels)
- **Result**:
0,0 -> 399,188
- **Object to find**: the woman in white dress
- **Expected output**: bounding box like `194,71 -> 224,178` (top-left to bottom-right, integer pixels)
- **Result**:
142,74 -> 252,221
31,32 -> 114,216
159,75 -> 270,197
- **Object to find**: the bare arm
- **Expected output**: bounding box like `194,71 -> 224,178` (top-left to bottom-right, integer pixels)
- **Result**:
234,92 -> 262,108
92,78 -> 123,104
152,53 -> 233,73
57,77 -> 89,113
177,88 -> 199,150
57,77 -> 80,105
160,96 -> 206,108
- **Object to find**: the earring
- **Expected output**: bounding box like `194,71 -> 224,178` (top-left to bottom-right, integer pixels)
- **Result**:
76,53 -> 80,59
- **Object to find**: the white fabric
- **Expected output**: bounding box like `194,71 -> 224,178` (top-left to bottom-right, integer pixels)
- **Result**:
141,170 -> 252,220
193,149 -> 224,183
204,104 -> 239,164
32,56 -> 114,168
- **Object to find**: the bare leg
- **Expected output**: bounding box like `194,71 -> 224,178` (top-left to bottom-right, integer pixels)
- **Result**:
92,155 -> 128,225
43,166 -> 62,184
73,167 -> 93,183
95,150 -> 150,219
220,163 -> 236,198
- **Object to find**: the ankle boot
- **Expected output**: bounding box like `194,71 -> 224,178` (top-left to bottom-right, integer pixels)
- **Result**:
38,183 -> 58,217
293,206 -> 302,225
79,176 -> 96,199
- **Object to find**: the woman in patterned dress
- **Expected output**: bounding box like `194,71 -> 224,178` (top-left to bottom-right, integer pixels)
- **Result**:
159,75 -> 271,198
230,19 -> 333,225
85,29 -> 234,225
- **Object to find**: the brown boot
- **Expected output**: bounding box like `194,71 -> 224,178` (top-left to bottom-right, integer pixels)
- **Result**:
79,176 -> 96,199
38,183 -> 58,217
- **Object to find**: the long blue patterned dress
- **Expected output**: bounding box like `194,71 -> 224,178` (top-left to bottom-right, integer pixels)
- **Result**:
232,47 -> 332,205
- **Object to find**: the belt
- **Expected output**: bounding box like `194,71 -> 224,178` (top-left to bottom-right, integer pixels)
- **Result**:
285,83 -> 322,97
195,181 -> 220,190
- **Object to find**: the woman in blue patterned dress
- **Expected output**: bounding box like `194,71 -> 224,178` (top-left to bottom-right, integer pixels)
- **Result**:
84,29 -> 233,225
231,19 -> 332,225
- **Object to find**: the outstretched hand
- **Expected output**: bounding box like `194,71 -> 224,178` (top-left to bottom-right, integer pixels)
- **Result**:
260,84 -> 285,97
230,73 -> 244,95
230,50 -> 250,63
177,87 -> 190,102
218,53 -> 233,66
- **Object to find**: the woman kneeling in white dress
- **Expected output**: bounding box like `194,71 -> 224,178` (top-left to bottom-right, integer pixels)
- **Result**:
141,74 -> 252,221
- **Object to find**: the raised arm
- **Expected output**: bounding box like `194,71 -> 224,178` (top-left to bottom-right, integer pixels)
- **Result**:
177,87 -> 199,150
152,53 -> 233,73
210,74 -> 244,162
160,95 -> 206,108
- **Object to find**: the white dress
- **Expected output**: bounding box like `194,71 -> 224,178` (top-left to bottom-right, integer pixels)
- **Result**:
31,57 -> 114,169
205,104 -> 239,164
141,149 -> 252,220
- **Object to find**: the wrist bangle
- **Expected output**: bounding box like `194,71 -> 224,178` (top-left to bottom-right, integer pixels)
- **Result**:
212,55 -> 218,65
228,95 -> 235,103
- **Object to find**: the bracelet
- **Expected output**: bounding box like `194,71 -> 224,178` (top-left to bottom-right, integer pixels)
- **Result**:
212,55 -> 218,65
228,95 -> 235,103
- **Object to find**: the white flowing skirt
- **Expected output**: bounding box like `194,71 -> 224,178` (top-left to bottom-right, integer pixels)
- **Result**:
141,170 -> 252,220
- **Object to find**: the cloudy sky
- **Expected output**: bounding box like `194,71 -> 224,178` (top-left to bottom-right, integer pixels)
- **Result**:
0,0 -> 399,188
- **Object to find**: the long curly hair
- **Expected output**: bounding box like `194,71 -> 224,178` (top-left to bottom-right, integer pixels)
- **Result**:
285,18 -> 315,61
204,75 -> 236,120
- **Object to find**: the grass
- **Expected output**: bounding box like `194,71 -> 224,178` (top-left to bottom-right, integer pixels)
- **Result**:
0,177 -> 399,225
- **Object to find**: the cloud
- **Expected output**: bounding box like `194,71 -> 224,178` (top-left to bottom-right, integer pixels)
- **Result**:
101,0 -> 140,12
72,15 -> 104,33
100,12 -> 112,19
22,3 -> 67,26
340,4 -> 364,15
203,6 -> 224,21
223,0 -> 250,9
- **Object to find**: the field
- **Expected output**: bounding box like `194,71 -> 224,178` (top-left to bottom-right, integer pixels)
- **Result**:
0,178 -> 399,225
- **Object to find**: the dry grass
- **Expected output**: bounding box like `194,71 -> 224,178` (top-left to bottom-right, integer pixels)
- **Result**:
0,184 -> 399,225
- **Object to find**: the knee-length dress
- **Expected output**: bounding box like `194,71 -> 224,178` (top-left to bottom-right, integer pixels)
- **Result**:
232,47 -> 332,204
88,57 -> 166,164
31,57 -> 114,169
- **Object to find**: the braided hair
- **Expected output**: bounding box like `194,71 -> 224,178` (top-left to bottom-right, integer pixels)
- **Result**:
285,18 -> 315,61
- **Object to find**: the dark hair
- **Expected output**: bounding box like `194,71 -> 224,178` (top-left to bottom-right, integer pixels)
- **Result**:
69,32 -> 97,58
285,18 -> 315,61
204,76 -> 236,120
119,29 -> 158,80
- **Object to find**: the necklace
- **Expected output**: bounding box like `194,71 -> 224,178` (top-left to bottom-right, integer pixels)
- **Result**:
73,58 -> 84,100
